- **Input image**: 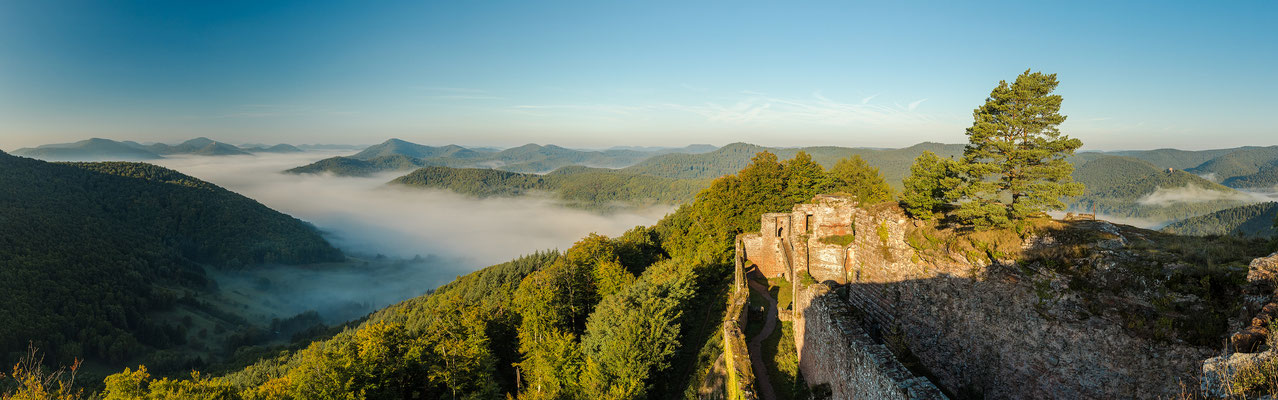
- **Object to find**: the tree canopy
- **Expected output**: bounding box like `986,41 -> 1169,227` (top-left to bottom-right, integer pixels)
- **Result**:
953,69 -> 1084,228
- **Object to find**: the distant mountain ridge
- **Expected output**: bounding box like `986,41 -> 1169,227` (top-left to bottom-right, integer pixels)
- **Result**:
12,137 -> 313,161
286,138 -> 722,177
10,138 -> 165,161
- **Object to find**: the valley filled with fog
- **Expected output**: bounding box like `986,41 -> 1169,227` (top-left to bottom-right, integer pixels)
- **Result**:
151,151 -> 672,321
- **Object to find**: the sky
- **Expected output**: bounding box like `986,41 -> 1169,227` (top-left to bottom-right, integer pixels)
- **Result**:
1,1 -> 1274,151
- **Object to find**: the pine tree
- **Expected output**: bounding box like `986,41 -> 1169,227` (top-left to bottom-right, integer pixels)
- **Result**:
955,69 -> 1084,228
900,151 -> 961,220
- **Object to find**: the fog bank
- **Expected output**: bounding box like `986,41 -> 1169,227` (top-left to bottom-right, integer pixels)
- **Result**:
153,152 -> 671,267
1137,184 -> 1259,206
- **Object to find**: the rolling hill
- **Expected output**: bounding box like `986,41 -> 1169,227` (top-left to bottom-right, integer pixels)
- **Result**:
0,151 -> 343,372
11,137 -> 295,161
11,138 -> 164,161
1222,165 -> 1278,189
389,165 -> 707,210
243,143 -> 304,153
1107,148 -> 1242,170
1160,202 -> 1278,238
150,137 -> 252,156
1187,146 -> 1278,183
350,138 -> 487,160
1069,155 -> 1249,221
287,139 -> 722,177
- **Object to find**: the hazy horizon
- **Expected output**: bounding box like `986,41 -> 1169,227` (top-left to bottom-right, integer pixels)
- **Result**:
8,135 -> 1278,154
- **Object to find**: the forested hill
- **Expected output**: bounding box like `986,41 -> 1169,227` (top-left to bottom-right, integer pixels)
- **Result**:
10,138 -> 164,161
1068,155 -> 1248,221
389,165 -> 707,210
1187,146 -> 1278,183
1107,148 -> 1241,171
12,137 -> 312,161
1161,202 -> 1278,238
1223,166 -> 1278,189
620,142 -> 967,187
0,152 -> 342,369
286,138 -> 721,177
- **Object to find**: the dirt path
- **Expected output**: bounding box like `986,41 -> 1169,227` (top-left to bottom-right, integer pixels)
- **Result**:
746,272 -> 778,400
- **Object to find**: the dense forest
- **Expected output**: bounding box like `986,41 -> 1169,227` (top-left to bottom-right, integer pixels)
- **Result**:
72,150 -> 894,399
0,152 -> 342,376
389,166 -> 708,211
1186,146 -> 1278,183
1223,165 -> 1278,189
1068,155 -> 1248,220
1161,202 -> 1278,237
287,139 -> 717,177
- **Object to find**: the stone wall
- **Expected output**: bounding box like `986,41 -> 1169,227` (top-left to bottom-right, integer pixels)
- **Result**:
723,287 -> 757,400
743,213 -> 792,279
795,283 -> 947,400
724,238 -> 758,400
739,196 -> 1219,399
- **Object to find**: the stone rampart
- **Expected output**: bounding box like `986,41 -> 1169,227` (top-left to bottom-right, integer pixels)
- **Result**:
795,283 -> 947,400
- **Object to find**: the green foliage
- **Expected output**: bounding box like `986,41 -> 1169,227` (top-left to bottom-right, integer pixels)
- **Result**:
0,153 -> 341,371
1065,154 -> 1251,222
954,69 -> 1084,228
1224,165 -> 1278,189
876,222 -> 890,244
105,251 -> 560,399
1107,147 -> 1240,171
762,321 -> 808,400
899,151 -> 961,219
825,156 -> 894,204
580,260 -> 695,399
1188,145 -> 1278,183
1162,202 -> 1278,238
818,234 -> 855,247
390,166 -> 708,211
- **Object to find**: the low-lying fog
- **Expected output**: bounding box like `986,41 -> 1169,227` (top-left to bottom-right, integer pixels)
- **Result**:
152,152 -> 672,322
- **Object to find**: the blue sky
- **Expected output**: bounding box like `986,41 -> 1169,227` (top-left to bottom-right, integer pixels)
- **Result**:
1,1 -> 1274,150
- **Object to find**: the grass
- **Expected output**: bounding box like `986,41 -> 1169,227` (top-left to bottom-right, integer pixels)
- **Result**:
768,277 -> 794,312
746,282 -> 768,339
817,234 -> 855,247
762,321 -> 810,400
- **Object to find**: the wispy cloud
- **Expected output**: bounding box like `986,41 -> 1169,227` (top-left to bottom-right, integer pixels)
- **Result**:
861,94 -> 879,104
907,98 -> 927,111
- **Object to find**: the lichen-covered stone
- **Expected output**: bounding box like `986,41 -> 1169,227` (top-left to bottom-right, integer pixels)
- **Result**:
1248,252 -> 1278,286
1202,349 -> 1278,398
